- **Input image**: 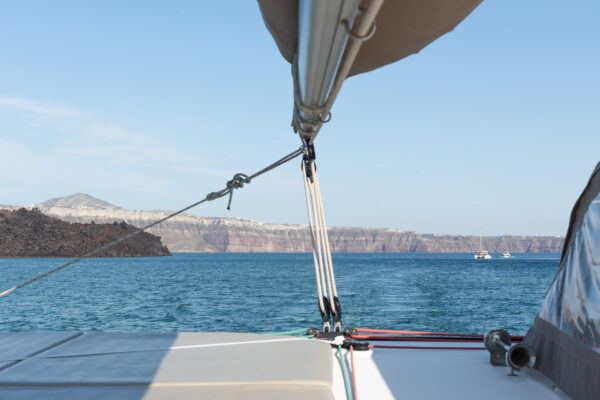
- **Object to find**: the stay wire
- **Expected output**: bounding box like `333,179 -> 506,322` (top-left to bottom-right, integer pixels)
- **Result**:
0,146 -> 305,299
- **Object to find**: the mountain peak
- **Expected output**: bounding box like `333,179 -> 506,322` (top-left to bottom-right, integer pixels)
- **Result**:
40,193 -> 120,210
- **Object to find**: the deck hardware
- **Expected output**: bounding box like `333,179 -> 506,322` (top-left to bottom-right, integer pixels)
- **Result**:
302,143 -> 316,181
485,329 -> 536,375
307,327 -> 320,336
344,328 -> 358,336
341,18 -> 376,42
507,344 -> 536,372
342,341 -> 370,351
332,296 -> 342,332
334,321 -> 342,333
321,296 -> 332,332
484,329 -> 511,366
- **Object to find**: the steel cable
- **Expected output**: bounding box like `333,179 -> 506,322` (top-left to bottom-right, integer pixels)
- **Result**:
0,146 -> 305,298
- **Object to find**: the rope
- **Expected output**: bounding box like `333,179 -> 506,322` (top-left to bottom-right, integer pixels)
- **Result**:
350,344 -> 358,400
312,162 -> 338,299
305,163 -> 332,306
307,164 -> 333,307
337,345 -> 354,400
302,158 -> 341,331
225,173 -> 250,210
370,345 -> 486,351
356,328 -> 484,338
0,146 -> 305,299
301,162 -> 326,315
264,328 -> 310,336
351,335 -> 491,343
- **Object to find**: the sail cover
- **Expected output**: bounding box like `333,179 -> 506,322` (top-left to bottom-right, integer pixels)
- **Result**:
257,0 -> 482,77
524,162 -> 600,400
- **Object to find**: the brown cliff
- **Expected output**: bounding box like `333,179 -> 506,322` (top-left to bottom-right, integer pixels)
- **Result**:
0,208 -> 170,257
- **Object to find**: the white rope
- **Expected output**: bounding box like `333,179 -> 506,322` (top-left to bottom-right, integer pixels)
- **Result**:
302,158 -> 341,331
312,162 -> 339,299
303,162 -> 330,314
301,162 -> 325,313
307,170 -> 333,308
307,163 -> 336,313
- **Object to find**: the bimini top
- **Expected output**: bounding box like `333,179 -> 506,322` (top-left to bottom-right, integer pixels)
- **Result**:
258,0 -> 482,77
257,0 -> 482,141
524,162 -> 600,400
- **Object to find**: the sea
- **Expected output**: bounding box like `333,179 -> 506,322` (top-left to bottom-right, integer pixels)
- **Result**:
0,253 -> 559,335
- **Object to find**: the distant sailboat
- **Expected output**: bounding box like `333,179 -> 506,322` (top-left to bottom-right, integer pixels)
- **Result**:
502,237 -> 511,258
474,229 -> 491,259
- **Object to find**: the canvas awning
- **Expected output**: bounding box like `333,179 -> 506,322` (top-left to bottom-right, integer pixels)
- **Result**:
524,162 -> 600,400
257,0 -> 482,141
258,0 -> 482,77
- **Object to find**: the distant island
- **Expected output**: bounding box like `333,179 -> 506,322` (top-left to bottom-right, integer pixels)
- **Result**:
0,208 -> 170,257
0,193 -> 564,254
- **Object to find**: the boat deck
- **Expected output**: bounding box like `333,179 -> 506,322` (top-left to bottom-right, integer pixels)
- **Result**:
0,332 -> 567,399
347,339 -> 568,399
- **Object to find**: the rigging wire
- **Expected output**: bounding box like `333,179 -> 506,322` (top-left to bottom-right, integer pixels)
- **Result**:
0,146 -> 305,299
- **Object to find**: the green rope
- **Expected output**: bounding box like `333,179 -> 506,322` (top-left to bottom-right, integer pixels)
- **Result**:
337,344 -> 354,400
264,328 -> 310,336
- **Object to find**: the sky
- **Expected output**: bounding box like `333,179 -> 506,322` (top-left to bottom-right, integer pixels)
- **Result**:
0,1 -> 598,236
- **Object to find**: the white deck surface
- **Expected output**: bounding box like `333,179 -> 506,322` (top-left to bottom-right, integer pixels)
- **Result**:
0,332 -> 568,399
342,339 -> 569,399
0,332 -> 334,400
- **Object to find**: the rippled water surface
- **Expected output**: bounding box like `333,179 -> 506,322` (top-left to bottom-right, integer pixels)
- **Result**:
0,253 -> 559,335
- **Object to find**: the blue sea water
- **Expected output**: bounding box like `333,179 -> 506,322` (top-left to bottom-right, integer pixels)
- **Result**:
0,253 -> 559,335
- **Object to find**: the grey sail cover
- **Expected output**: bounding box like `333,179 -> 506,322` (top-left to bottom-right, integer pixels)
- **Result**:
524,162 -> 600,400
257,0 -> 482,77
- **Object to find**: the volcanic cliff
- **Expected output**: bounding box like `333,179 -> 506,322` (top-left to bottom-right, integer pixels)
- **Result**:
0,208 -> 170,257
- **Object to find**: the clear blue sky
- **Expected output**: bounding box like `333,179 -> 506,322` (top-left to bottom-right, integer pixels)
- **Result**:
1,1 -> 598,236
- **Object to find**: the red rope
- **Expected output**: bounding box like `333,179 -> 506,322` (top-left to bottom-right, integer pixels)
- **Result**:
352,334 -> 512,343
357,327 -> 483,338
350,345 -> 358,400
370,344 -> 486,351
353,329 -> 524,343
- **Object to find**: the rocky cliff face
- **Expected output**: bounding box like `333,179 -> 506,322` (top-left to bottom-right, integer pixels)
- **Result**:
1,194 -> 564,253
0,208 -> 170,257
